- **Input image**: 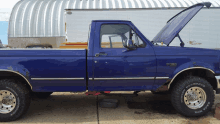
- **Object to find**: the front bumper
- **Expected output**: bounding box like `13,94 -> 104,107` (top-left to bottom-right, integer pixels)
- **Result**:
215,76 -> 220,94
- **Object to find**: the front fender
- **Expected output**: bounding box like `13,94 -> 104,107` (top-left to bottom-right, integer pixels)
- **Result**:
168,61 -> 215,89
172,61 -> 215,77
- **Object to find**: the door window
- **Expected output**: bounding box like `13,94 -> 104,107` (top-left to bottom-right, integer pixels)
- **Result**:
100,24 -> 146,48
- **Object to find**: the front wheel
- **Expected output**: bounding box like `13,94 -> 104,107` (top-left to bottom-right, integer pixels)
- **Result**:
171,76 -> 214,117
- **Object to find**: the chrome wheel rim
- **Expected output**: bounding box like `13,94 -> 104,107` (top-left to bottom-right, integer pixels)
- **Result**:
0,90 -> 16,114
184,87 -> 206,109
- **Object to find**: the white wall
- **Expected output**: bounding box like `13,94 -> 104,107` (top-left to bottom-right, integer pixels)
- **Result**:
66,9 -> 220,49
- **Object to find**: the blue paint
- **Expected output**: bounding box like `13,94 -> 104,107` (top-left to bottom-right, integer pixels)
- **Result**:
0,50 -> 87,92
32,81 -> 86,92
91,21 -> 156,91
0,2 -> 220,93
0,21 -> 8,45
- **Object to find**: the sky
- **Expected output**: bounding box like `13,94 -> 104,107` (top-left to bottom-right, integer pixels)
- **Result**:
0,0 -> 19,45
0,0 -> 19,12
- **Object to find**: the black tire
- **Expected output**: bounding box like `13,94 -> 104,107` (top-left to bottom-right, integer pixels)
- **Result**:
33,92 -> 53,98
171,76 -> 214,117
0,79 -> 31,122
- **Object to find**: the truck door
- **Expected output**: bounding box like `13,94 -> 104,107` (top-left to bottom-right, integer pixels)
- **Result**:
91,22 -> 156,91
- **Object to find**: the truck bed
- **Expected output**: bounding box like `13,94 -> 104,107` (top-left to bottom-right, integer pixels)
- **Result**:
0,49 -> 87,92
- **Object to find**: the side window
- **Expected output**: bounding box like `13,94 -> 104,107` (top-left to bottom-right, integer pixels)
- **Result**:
100,24 -> 146,48
101,34 -> 124,48
100,24 -> 130,48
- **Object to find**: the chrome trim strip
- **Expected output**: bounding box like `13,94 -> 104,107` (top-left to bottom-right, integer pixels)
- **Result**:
215,76 -> 220,89
89,78 -> 93,80
94,77 -> 155,80
168,67 -> 215,89
31,78 -> 84,80
155,77 -> 170,80
0,69 -> 32,90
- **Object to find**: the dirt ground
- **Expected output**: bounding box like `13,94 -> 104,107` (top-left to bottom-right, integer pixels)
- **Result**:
4,91 -> 220,124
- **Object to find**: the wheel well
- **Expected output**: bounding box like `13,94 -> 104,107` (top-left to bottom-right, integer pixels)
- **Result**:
0,71 -> 32,92
169,69 -> 217,91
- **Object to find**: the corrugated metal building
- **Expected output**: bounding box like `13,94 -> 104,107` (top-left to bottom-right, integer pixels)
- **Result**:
8,0 -> 220,48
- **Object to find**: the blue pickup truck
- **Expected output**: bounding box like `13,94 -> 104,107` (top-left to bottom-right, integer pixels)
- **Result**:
0,2 -> 219,122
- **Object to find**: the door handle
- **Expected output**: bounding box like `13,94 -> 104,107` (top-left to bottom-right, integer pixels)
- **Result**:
95,52 -> 107,57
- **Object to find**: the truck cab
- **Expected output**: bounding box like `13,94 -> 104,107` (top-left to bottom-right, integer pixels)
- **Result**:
88,20 -> 157,91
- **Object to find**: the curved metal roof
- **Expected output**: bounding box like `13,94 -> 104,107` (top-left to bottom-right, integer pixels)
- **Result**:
9,0 -> 220,37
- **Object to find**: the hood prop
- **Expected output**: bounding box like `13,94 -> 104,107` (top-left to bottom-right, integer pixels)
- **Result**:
177,34 -> 185,47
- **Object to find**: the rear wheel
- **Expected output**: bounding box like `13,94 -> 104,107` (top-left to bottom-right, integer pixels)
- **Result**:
171,76 -> 214,117
33,92 -> 53,98
0,79 -> 31,122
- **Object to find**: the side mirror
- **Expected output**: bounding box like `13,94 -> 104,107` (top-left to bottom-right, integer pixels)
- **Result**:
126,39 -> 136,50
127,39 -> 133,47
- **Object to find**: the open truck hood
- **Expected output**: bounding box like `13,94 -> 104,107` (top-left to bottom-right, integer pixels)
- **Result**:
152,2 -> 211,46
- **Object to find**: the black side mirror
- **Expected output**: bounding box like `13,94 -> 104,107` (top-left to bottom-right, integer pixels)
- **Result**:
125,39 -> 137,50
127,39 -> 133,47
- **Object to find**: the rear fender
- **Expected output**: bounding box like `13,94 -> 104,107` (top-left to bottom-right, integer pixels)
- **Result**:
0,65 -> 32,89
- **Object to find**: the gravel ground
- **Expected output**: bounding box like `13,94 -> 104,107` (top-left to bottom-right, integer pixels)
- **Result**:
3,91 -> 220,124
